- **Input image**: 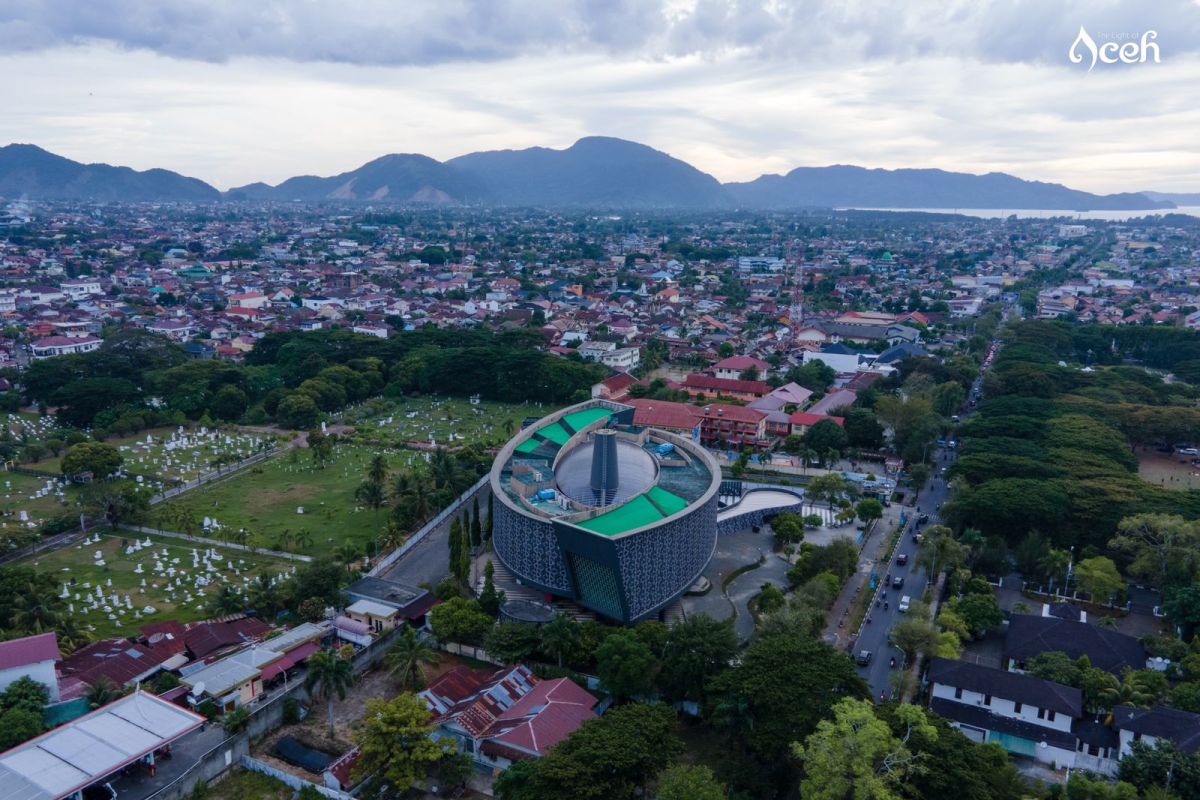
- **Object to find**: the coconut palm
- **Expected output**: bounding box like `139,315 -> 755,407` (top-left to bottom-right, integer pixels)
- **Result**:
293,529 -> 314,551
304,648 -> 355,738
385,626 -> 440,691
379,519 -> 406,552
249,573 -> 282,618
355,480 -> 386,514
366,454 -> 389,485
206,585 -> 243,617
430,448 -> 459,491
10,580 -> 63,633
334,542 -> 361,567
87,678 -> 121,709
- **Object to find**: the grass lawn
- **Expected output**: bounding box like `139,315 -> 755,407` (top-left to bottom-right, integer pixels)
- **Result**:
30,426 -> 279,485
20,530 -> 296,639
155,443 -> 401,560
341,395 -> 553,451
206,769 -> 293,800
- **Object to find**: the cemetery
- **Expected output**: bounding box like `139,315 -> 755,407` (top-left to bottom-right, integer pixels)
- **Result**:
339,394 -> 547,452
156,442 -> 402,559
30,425 -> 280,484
23,529 -> 294,638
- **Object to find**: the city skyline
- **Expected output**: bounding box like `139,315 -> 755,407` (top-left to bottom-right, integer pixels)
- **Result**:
0,1 -> 1198,193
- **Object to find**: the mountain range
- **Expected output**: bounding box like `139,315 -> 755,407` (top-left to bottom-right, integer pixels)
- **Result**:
0,138 -> 1179,211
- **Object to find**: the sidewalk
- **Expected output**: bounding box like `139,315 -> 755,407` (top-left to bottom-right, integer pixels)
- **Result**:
822,501 -> 906,650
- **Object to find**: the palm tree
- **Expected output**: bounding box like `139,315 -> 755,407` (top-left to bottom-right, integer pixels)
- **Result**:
334,542 -> 360,567
355,480 -> 386,514
395,469 -> 433,521
539,614 -> 580,668
87,678 -> 121,709
366,454 -> 389,485
379,519 -> 406,552
385,626 -> 440,690
228,527 -> 250,548
249,573 -> 282,618
293,529 -> 314,551
430,448 -> 459,491
304,648 -> 355,739
206,585 -> 243,617
503,418 -> 516,437
10,581 -> 63,633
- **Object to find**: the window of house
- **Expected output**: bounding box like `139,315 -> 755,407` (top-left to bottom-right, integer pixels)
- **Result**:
954,687 -> 963,700
1037,708 -> 1047,720
984,694 -> 992,706
1014,702 -> 1023,713
1048,710 -> 1056,722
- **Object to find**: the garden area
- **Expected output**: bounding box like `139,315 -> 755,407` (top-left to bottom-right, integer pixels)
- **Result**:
19,530 -> 296,638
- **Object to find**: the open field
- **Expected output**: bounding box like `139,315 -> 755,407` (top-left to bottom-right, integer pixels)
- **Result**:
29,426 -> 279,485
20,530 -> 296,639
1136,447 -> 1200,491
155,443 -> 404,559
340,394 -> 552,451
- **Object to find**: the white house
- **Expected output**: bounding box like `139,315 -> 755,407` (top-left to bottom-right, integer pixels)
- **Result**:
60,279 -> 103,300
31,335 -> 101,359
600,347 -> 641,371
928,658 -> 1082,770
0,632 -> 61,702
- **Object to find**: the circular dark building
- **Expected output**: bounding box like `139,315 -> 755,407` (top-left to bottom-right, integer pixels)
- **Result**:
490,400 -> 720,624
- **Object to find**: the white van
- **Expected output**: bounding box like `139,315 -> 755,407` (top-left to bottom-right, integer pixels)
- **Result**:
898,595 -> 911,613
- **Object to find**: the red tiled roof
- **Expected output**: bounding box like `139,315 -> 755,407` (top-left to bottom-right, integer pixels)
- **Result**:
625,398 -> 701,431
683,374 -> 771,395
0,632 -> 60,670
713,355 -> 770,372
699,403 -> 767,424
483,678 -> 599,757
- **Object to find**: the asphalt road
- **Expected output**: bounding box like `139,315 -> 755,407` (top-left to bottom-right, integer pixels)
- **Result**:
853,340 -> 998,698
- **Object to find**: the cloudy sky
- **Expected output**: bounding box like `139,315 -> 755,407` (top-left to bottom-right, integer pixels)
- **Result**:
1,0 -> 1199,193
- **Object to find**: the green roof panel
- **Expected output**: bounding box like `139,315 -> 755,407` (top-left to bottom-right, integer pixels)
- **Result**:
576,494 -> 665,537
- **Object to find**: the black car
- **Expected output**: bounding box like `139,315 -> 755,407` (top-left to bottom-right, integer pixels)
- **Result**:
917,514 -> 929,524
855,650 -> 873,666
896,553 -> 909,566
892,575 -> 904,589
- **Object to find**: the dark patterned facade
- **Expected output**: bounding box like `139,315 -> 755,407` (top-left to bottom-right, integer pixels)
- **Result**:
491,400 -> 720,624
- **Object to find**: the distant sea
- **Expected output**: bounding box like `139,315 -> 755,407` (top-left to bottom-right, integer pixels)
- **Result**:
836,207 -> 1200,221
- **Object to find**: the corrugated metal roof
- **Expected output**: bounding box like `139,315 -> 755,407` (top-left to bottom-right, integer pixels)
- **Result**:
0,691 -> 204,800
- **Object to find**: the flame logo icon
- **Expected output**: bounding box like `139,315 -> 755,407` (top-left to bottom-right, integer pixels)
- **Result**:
1069,25 -> 1099,71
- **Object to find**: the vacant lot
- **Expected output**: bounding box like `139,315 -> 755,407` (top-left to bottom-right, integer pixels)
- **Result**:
1136,447 -> 1200,491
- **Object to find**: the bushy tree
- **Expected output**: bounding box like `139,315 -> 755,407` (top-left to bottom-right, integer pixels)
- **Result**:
61,441 -> 123,479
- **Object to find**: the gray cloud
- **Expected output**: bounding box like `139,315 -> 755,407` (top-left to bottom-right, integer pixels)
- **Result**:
1,0 -> 1197,67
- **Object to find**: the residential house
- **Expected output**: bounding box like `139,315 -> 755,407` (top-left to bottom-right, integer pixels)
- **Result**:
31,335 -> 101,359
420,664 -> 599,771
683,374 -> 772,402
345,577 -> 436,629
1005,614 -> 1147,676
929,658 -> 1081,769
698,403 -> 767,450
712,355 -> 771,380
0,632 -> 60,702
